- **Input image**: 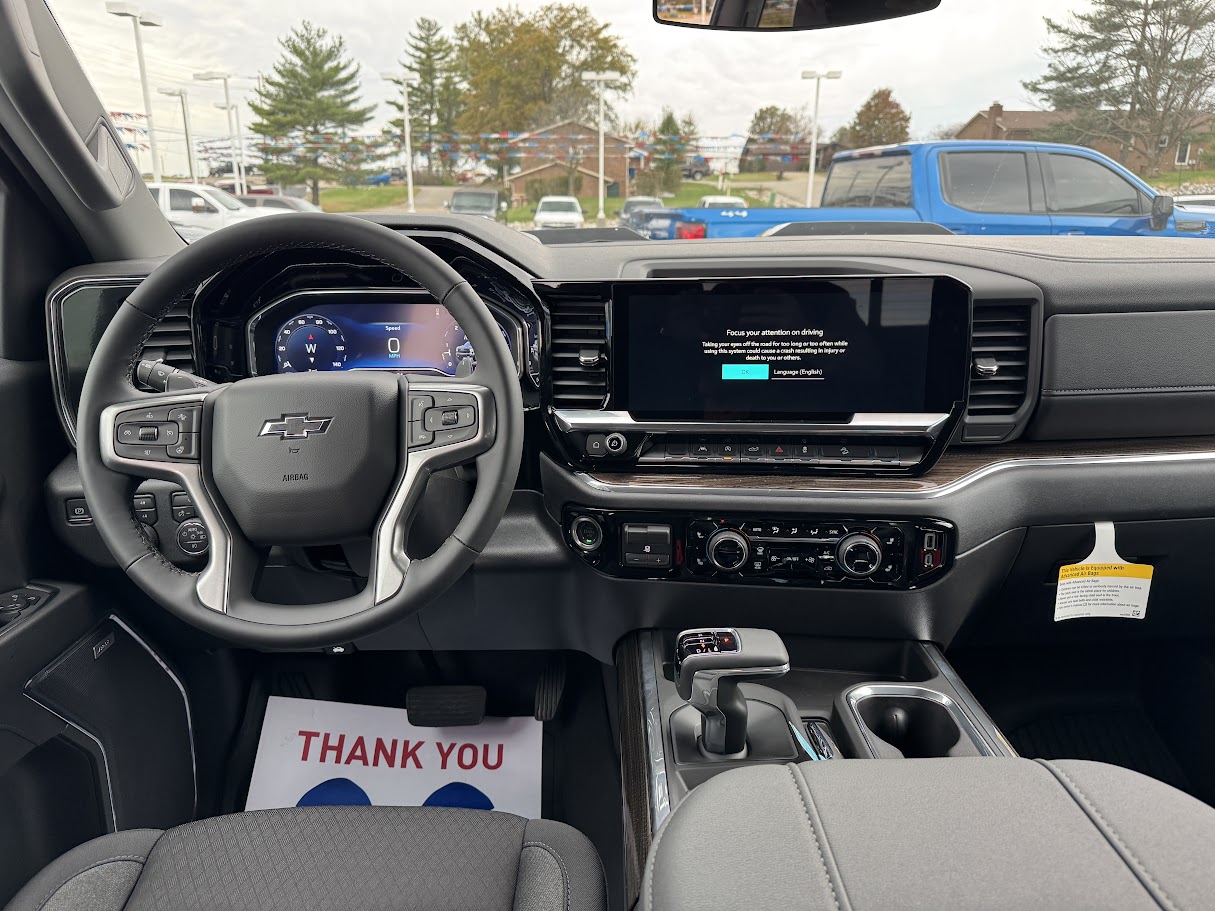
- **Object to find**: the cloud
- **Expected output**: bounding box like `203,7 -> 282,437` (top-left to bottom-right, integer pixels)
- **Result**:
47,0 -> 1084,176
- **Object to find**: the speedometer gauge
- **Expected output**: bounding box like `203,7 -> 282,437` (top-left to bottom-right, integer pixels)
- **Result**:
276,315 -> 348,373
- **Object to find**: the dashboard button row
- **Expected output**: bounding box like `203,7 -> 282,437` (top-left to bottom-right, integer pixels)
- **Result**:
642,438 -> 923,468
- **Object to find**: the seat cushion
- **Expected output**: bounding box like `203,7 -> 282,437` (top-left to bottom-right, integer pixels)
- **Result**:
6,806 -> 604,911
642,757 -> 1215,911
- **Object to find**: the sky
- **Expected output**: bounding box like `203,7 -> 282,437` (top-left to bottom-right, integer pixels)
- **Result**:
46,0 -> 1093,177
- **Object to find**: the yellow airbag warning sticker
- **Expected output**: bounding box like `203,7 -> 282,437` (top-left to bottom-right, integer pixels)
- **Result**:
1054,522 -> 1153,622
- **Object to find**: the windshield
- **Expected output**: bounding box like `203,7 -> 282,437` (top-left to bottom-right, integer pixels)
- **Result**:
48,0 -> 1214,242
208,187 -> 247,211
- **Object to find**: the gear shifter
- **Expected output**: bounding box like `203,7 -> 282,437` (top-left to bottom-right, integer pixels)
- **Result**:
675,628 -> 790,755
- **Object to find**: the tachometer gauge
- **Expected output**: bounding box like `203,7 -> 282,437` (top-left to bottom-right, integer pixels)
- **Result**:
276,315 -> 348,373
442,320 -> 510,377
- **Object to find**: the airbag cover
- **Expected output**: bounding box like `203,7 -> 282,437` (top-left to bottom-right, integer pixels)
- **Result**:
209,373 -> 399,545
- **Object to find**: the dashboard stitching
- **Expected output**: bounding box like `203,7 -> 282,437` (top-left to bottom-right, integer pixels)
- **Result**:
1045,385 -> 1215,394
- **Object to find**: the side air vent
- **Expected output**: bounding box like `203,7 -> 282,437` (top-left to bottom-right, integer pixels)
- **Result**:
967,301 -> 1031,416
549,299 -> 608,408
139,302 -> 196,374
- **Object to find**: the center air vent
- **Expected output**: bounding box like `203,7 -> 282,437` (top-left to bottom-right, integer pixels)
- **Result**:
963,298 -> 1035,441
139,302 -> 196,375
549,299 -> 608,408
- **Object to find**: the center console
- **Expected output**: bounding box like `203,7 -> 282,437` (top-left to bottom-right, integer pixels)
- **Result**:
541,275 -> 972,475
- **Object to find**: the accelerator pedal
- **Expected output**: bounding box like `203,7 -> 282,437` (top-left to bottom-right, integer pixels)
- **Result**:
534,657 -> 567,721
405,685 -> 486,727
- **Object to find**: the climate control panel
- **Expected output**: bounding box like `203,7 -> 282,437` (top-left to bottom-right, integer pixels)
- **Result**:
563,508 -> 953,589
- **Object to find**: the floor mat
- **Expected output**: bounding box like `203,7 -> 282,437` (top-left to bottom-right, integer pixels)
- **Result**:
1007,708 -> 1192,793
245,696 -> 543,816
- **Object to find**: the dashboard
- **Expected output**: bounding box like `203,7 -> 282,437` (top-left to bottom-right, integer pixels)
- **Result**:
42,219 -> 1215,652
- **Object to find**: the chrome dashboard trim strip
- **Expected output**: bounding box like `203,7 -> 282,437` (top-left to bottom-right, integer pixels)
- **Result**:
551,409 -> 952,436
245,287 -> 525,380
573,447 -> 1215,500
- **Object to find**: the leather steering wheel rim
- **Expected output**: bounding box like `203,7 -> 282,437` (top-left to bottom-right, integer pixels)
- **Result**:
76,213 -> 524,648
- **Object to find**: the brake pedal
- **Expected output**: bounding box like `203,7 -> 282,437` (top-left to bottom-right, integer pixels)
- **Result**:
406,685 -> 486,727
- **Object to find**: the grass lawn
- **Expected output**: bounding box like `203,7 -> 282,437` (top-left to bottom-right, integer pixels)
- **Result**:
1151,168 -> 1215,189
319,186 -> 407,213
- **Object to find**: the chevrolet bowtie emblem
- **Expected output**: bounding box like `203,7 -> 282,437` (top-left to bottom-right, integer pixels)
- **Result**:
259,414 -> 333,440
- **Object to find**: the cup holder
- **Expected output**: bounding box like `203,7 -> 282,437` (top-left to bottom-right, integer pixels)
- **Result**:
846,684 -> 990,759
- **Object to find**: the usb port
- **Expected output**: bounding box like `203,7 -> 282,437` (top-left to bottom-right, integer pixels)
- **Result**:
923,532 -> 939,551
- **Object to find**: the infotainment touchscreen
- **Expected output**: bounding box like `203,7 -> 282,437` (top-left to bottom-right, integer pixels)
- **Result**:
615,277 -> 969,420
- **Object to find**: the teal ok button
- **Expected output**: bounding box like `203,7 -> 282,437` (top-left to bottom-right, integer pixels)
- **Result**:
722,363 -> 770,380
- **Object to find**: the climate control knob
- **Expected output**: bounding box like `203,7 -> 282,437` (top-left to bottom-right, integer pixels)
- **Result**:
835,533 -> 883,578
706,529 -> 750,572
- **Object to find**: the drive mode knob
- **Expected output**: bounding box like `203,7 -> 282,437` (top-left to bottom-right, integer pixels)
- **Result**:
706,529 -> 749,572
836,533 -> 883,578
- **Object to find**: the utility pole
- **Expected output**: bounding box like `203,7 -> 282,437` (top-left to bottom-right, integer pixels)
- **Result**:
381,71 -> 418,213
581,71 -> 622,226
158,87 -> 195,181
195,72 -> 241,192
801,69 -> 842,208
107,3 -> 162,181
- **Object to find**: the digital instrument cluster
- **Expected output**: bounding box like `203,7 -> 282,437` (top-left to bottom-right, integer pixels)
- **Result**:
248,293 -> 516,378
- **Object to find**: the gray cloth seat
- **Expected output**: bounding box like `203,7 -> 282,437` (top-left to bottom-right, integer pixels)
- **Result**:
643,757 -> 1215,911
6,805 -> 605,911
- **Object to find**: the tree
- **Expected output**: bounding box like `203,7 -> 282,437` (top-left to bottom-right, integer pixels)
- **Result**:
250,22 -> 376,203
847,89 -> 911,148
1023,0 -> 1215,171
926,122 -> 964,140
747,104 -> 812,138
454,4 -> 637,134
386,18 -> 464,175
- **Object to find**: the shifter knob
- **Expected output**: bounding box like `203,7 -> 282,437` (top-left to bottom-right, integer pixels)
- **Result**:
675,628 -> 790,755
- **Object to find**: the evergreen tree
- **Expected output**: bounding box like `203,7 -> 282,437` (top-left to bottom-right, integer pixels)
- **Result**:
250,22 -> 376,203
386,19 -> 464,175
846,89 -> 911,148
1024,0 -> 1215,169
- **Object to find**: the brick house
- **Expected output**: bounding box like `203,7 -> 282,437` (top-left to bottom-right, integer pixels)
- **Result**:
955,102 -> 1213,172
505,120 -> 631,203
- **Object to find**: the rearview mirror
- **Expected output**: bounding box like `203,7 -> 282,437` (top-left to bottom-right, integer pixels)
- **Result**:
1151,194 -> 1174,232
655,0 -> 939,30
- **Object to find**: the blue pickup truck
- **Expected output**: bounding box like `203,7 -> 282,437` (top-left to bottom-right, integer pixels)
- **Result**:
653,141 -> 1215,239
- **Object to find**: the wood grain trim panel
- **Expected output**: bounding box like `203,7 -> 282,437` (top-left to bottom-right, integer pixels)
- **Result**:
588,437 -> 1215,492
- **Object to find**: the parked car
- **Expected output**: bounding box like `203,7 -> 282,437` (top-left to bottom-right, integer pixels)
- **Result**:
620,196 -> 664,231
696,194 -> 748,208
445,188 -> 505,220
655,141 -> 1215,239
237,195 -> 321,213
682,156 -> 710,181
533,195 -> 585,229
146,182 -> 278,233
1174,194 -> 1215,209
365,172 -> 392,187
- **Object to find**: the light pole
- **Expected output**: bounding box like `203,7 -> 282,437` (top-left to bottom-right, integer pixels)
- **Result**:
158,87 -> 195,181
107,3 -> 162,181
381,71 -> 418,213
581,71 -> 622,226
801,69 -> 842,207
195,71 -> 242,193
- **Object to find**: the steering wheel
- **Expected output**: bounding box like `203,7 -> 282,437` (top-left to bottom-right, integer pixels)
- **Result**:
76,214 -> 524,648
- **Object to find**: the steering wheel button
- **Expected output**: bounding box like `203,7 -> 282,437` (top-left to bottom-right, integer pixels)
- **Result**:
137,425 -> 158,442
409,394 -> 434,422
167,434 -> 199,460
117,406 -> 172,424
168,405 -> 201,433
115,442 -> 170,461
433,426 -> 477,447
409,423 -> 434,447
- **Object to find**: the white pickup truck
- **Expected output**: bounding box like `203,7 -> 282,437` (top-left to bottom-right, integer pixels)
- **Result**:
146,182 -> 277,235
